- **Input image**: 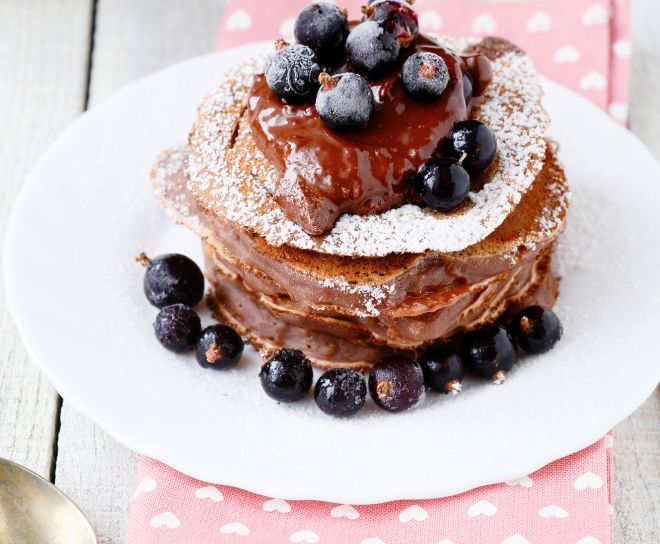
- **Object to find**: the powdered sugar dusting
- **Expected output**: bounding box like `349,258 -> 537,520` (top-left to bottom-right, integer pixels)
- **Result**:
187,36 -> 549,257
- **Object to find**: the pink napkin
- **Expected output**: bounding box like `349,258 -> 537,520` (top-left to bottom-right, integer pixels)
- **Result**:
127,435 -> 613,544
126,2 -> 629,542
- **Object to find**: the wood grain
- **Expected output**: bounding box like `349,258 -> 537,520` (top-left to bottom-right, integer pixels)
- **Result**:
0,0 -> 93,478
52,1 -> 226,541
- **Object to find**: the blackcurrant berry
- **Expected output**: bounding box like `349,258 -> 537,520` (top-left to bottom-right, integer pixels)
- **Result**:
314,368 -> 367,417
259,349 -> 313,402
511,306 -> 563,354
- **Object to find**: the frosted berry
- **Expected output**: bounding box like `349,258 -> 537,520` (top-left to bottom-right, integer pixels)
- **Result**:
363,0 -> 418,46
401,52 -> 449,101
368,356 -> 425,413
461,324 -> 517,383
139,252 -> 204,309
294,3 -> 349,64
314,368 -> 367,417
195,325 -> 244,370
154,304 -> 201,353
316,72 -> 374,131
511,306 -> 563,354
259,349 -> 313,402
346,21 -> 400,77
265,41 -> 321,104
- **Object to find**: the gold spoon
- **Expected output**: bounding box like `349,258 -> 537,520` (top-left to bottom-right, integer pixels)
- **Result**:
0,457 -> 97,543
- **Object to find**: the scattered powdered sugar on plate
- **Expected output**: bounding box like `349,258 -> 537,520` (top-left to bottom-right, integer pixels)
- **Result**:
186,36 -> 549,257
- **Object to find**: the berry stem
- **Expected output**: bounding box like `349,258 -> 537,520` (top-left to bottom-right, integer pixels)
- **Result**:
492,370 -> 506,385
361,5 -> 374,17
135,252 -> 152,267
274,38 -> 289,51
318,72 -> 337,90
458,152 -> 468,165
445,379 -> 463,395
419,63 -> 436,79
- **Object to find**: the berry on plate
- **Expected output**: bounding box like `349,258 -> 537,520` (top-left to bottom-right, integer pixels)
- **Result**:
368,355 -> 425,412
259,349 -> 313,402
461,324 -> 517,383
444,120 -> 498,175
195,324 -> 244,370
418,344 -> 465,394
401,52 -> 449,101
265,40 -> 321,104
511,306 -> 563,354
154,303 -> 201,353
294,3 -> 349,64
314,367 -> 367,417
316,72 -> 374,131
138,252 -> 205,309
414,158 -> 471,211
346,21 -> 400,77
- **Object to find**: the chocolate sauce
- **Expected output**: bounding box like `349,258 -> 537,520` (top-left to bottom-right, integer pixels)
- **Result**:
247,34 -> 492,235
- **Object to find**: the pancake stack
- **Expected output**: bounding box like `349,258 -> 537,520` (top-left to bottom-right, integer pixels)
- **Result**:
151,35 -> 570,370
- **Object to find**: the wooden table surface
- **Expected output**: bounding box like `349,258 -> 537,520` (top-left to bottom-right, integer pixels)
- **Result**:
0,1 -> 658,542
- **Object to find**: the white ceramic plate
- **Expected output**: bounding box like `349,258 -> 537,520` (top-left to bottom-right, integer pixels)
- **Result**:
4,43 -> 660,504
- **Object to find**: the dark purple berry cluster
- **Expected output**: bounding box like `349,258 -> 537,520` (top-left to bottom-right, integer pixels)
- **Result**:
138,252 -> 244,369
259,306 -> 561,416
414,119 -> 498,212
265,2 -> 453,132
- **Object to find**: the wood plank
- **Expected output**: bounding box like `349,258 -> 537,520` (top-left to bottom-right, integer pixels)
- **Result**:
0,0 -> 93,478
54,1 -> 226,541
629,0 -> 660,159
613,389 -> 660,544
615,0 -> 660,537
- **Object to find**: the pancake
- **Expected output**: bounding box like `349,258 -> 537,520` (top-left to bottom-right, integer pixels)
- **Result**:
151,141 -> 568,368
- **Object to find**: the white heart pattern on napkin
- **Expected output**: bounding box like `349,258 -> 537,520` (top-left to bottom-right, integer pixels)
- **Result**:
608,102 -> 628,122
580,72 -> 607,91
526,11 -> 552,33
150,512 -> 180,529
613,40 -> 632,58
582,4 -> 609,26
505,475 -> 533,488
263,498 -> 291,513
221,522 -> 250,536
438,540 -> 456,544
467,500 -> 497,517
290,529 -> 320,543
576,537 -> 603,544
471,14 -> 497,35
195,486 -> 223,502
501,535 -> 531,544
553,45 -> 581,64
419,10 -> 443,31
225,9 -> 252,31
330,504 -> 359,520
538,505 -> 569,518
398,504 -> 429,522
133,477 -> 156,499
574,471 -> 604,490
279,17 -> 296,38
360,539 -> 386,544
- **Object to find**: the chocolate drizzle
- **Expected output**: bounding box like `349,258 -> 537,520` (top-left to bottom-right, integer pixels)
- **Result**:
247,34 -> 492,235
